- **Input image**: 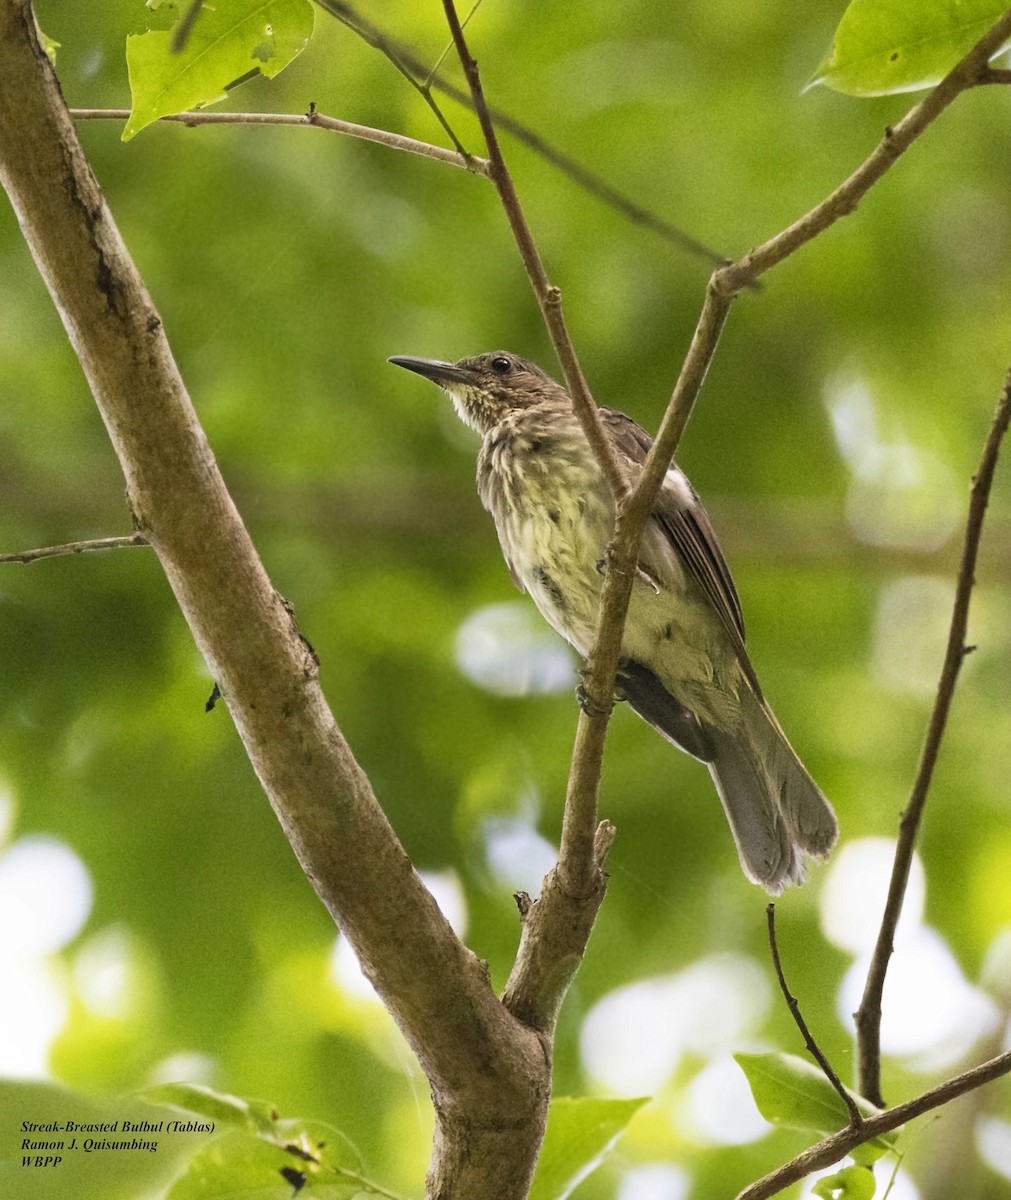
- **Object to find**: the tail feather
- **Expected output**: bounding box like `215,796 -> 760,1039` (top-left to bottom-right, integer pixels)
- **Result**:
744,686 -> 838,860
620,659 -> 837,894
706,729 -> 805,893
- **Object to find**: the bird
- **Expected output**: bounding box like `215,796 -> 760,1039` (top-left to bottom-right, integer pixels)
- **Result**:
388,350 -> 838,893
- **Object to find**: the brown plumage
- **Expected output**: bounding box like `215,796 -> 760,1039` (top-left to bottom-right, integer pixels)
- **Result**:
389,350 -> 838,892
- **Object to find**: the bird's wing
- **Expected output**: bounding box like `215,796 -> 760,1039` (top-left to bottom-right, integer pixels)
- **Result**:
600,408 -> 756,681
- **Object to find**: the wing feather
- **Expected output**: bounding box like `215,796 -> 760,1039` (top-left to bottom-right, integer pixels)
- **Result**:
600,407 -> 758,689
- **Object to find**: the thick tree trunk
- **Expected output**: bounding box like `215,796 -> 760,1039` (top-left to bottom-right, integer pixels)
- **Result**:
0,2 -> 550,1192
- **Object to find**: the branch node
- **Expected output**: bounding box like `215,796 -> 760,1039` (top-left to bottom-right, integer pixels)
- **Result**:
514,890 -> 533,919
575,682 -> 611,718
593,820 -> 616,868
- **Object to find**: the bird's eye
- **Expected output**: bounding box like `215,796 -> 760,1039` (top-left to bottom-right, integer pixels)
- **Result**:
490,356 -> 512,374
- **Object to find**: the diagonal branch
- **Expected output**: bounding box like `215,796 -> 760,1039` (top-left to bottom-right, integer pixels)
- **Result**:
0,6 -> 547,1196
313,0 -> 472,157
855,368 -> 1011,1107
734,1049 -> 1011,1200
321,0 -> 729,267
767,903 -> 862,1128
439,0 -> 626,502
493,9 -> 1011,1031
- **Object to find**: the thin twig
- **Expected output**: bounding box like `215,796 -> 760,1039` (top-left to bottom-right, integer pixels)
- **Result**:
721,11 -> 1011,291
70,108 -> 489,175
767,903 -> 863,1128
439,0 -> 626,510
734,1050 -> 1011,1200
319,0 -> 729,267
0,534 -> 149,564
856,368 -> 1011,1106
425,0 -> 484,89
313,0 -> 471,157
440,0 -> 628,900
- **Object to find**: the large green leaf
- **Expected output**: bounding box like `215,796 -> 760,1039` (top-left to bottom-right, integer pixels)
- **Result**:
135,1081 -> 279,1135
734,1053 -> 897,1156
124,0 -> 314,140
164,1118 -> 383,1200
527,1096 -> 648,1200
0,1080 -> 202,1200
810,0 -> 1010,96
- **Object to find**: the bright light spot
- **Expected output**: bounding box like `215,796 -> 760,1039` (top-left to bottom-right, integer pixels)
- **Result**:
148,1053 -> 217,1086
581,955 -> 770,1096
871,577 -> 956,695
0,837 -> 92,956
617,1163 -> 690,1200
825,373 -> 959,551
678,1055 -> 770,1145
419,869 -> 468,939
582,980 -> 685,1095
838,926 -> 999,1066
0,782 -> 14,848
819,837 -> 924,955
977,1116 -> 1011,1179
0,956 -> 68,1078
483,816 -> 556,894
455,602 -> 576,696
330,870 -> 467,1003
981,927 -> 1011,1004
74,926 -> 135,1019
674,956 -> 770,1057
331,936 -> 379,1002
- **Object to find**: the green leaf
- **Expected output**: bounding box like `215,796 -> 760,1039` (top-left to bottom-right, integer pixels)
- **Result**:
528,1096 -> 648,1200
123,0 -> 314,140
734,1053 -> 898,1156
40,30 -> 60,66
0,1079 -> 203,1200
165,1119 -> 378,1200
813,1164 -> 877,1200
135,1081 -> 279,1134
809,0 -> 1010,96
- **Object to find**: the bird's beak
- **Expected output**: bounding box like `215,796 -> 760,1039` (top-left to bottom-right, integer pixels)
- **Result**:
387,356 -> 473,386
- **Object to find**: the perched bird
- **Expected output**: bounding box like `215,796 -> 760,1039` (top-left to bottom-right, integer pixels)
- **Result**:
389,350 -> 837,893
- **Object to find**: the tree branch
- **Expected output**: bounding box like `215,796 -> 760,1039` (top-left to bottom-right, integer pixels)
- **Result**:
320,0 -> 730,267
582,6 -> 1011,728
313,0 -> 474,157
444,5 -> 1011,1044
734,1050 -> 1011,1200
0,6 -> 546,1196
720,11 -> 1011,292
71,107 -> 490,175
0,533 -> 149,563
767,904 -> 862,1128
438,0 -> 622,1040
856,368 -> 1011,1106
439,0 -> 626,502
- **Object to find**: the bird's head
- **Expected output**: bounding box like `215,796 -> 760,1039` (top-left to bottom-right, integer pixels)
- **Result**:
388,350 -> 564,433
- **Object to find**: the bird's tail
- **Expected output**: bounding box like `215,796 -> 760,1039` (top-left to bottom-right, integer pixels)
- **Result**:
707,685 -> 837,894
618,660 -> 836,894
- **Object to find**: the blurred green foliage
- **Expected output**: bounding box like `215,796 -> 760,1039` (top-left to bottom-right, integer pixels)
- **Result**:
2,1 -> 1010,1197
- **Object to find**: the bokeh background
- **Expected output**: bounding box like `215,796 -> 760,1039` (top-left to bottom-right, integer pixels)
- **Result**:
2,1 -> 1011,1197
